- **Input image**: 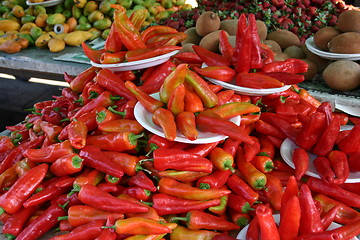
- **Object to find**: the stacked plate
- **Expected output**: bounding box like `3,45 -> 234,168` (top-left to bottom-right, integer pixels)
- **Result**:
306,36 -> 360,61
91,50 -> 179,72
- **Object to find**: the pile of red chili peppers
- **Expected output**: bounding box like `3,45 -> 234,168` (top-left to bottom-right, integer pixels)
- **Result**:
0,11 -> 360,240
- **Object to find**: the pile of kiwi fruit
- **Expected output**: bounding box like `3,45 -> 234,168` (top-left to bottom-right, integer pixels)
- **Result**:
313,10 -> 360,91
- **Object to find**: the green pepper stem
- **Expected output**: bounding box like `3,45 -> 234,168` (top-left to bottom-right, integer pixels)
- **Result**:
108,106 -> 126,117
129,132 -> 145,145
58,216 -> 69,221
72,155 -> 84,169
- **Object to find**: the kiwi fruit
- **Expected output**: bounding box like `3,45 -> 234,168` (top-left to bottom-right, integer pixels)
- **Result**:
283,46 -> 306,59
181,27 -> 202,46
195,11 -> 221,37
263,40 -> 282,54
219,19 -> 238,36
328,32 -> 360,54
274,52 -> 290,61
256,20 -> 267,41
179,43 -> 195,53
306,51 -> 332,73
323,60 -> 360,91
300,59 -> 318,81
199,30 -> 222,53
228,35 -> 236,48
266,29 -> 300,50
337,10 -> 360,32
313,26 -> 341,51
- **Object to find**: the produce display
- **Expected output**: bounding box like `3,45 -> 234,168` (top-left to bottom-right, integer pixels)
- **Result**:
0,0 -> 192,53
1,8 -> 360,240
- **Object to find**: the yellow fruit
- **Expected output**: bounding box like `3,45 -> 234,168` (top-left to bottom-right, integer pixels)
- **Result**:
35,13 -> 48,28
35,32 -> 55,48
64,30 -> 92,46
0,20 -> 20,32
19,22 -> 37,33
48,38 -> 65,52
74,0 -> 87,8
11,5 -> 25,18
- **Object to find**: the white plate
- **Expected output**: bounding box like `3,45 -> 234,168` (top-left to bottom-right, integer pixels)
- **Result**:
134,93 -> 241,144
237,214 -> 359,240
280,125 -> 360,183
26,0 -> 63,7
91,50 -> 179,71
306,37 -> 360,61
202,64 -> 291,96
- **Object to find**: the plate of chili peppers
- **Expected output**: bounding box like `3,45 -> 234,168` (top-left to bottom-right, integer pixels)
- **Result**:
306,37 -> 360,61
90,50 -> 179,71
134,93 -> 241,144
280,125 -> 360,183
236,214 -> 359,240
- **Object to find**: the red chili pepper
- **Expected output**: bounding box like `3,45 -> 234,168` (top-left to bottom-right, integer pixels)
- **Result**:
321,205 -> 340,230
226,173 -> 259,205
172,52 -> 203,65
23,176 -> 73,208
194,65 -> 236,83
196,169 -> 232,190
112,6 -> 146,51
246,216 -> 259,240
299,183 -> 324,235
176,111 -> 198,141
311,115 -> 340,156
167,83 -> 185,116
313,156 -> 336,184
105,217 -> 171,235
192,44 -> 231,67
158,177 -> 230,201
256,204 -> 280,240
0,163 -> 48,214
254,120 -> 287,140
141,25 -> 178,43
232,14 -> 251,73
15,203 -> 66,240
151,107 -> 177,141
149,148 -> 213,173
327,150 -> 349,185
235,72 -> 285,89
263,173 -> 283,211
145,193 -> 220,216
69,66 -> 98,93
218,30 -> 234,62
95,69 -> 136,101
117,193 -> 159,221
86,131 -> 142,152
235,146 -> 267,190
78,184 -> 148,213
129,8 -> 147,30
98,118 -> 144,134
307,177 -> 360,208
279,195 -> 301,240
139,60 -> 176,94
79,145 -> 124,178
251,154 -> 274,173
227,192 -> 253,214
81,43 -> 106,64
125,45 -> 182,62
125,80 -> 164,114
94,216 -> 117,240
262,71 -> 305,85
104,23 -> 123,53
314,193 -> 360,225
51,219 -> 106,240
183,84 -> 204,113
50,153 -> 84,177
209,147 -> 235,172
100,51 -> 127,64
1,205 -> 39,237
329,218 -> 360,240
215,89 -> 235,106
263,58 -> 309,74
209,102 -> 260,120
72,169 -> 104,188
146,32 -> 187,47
338,122 -> 360,154
123,186 -> 151,201
292,147 -> 309,181
196,110 -> 253,144
66,120 -> 87,149
280,175 -> 299,217
221,138 -> 241,158
249,14 -> 262,69
158,63 -> 187,104
242,136 -> 260,162
128,171 -> 156,192
103,151 -> 140,177
173,209 -> 239,231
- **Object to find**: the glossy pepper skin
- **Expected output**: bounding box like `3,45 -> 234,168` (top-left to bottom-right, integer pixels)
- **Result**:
77,184 -> 148,213
112,5 -> 146,51
152,108 -> 177,142
0,163 -> 48,214
158,177 -> 231,201
256,204 -> 280,240
172,210 -> 240,231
